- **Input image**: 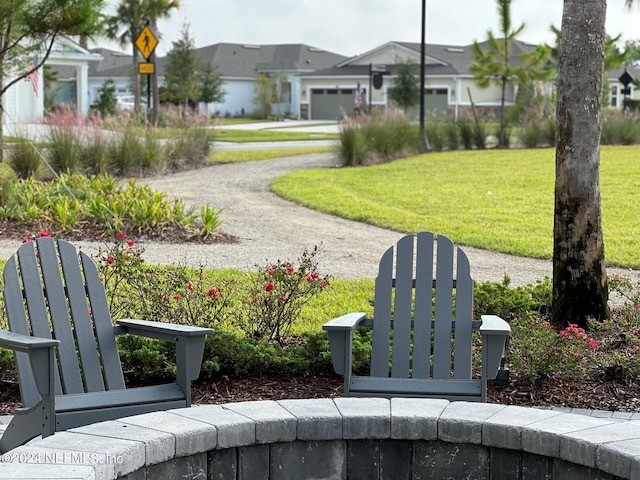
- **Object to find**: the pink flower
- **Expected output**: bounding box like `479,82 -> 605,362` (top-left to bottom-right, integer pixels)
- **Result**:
116,231 -> 128,239
207,288 -> 219,298
127,240 -> 135,247
105,255 -> 115,265
287,265 -> 295,274
187,281 -> 194,291
38,230 -> 50,237
173,295 -> 183,301
265,282 -> 274,292
267,268 -> 275,275
279,296 -> 287,302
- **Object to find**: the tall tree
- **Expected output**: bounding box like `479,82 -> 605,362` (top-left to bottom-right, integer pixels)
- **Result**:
388,63 -> 420,114
469,0 -> 553,147
0,0 -> 104,160
552,0 -> 608,329
253,72 -> 274,119
163,23 -> 201,111
199,61 -> 225,116
106,0 -> 146,113
143,0 -> 180,123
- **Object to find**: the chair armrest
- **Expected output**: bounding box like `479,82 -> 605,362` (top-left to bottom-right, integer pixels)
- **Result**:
322,313 -> 367,376
479,315 -> 511,336
117,319 -> 213,342
322,312 -> 368,332
0,330 -> 59,353
479,315 -> 511,379
117,319 -> 213,399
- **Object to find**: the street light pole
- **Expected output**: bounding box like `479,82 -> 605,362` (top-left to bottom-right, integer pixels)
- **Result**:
419,0 -> 432,152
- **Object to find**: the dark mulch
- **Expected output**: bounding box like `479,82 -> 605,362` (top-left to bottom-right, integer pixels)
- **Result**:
0,219 -> 238,245
2,371 -> 638,415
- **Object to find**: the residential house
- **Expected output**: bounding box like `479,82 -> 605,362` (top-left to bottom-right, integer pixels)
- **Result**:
83,43 -> 347,118
297,40 -> 544,121
2,37 -> 102,126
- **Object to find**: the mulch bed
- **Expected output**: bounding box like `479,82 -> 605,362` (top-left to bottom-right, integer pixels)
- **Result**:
1,371 -> 639,415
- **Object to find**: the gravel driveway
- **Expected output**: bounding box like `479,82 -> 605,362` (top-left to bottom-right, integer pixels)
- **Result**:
135,152 -> 601,286
0,152 -> 634,287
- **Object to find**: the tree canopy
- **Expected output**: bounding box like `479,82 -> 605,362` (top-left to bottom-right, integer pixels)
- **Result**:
469,0 -> 553,147
0,0 -> 104,161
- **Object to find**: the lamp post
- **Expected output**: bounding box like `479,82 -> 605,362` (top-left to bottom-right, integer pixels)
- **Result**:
419,0 -> 432,152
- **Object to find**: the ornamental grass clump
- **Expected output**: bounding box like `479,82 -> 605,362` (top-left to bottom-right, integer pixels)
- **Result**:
238,246 -> 331,343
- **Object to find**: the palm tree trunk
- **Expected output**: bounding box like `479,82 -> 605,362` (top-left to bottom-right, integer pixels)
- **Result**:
552,0 -> 608,329
131,27 -> 141,114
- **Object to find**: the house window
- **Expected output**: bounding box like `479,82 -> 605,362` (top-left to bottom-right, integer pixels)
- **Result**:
611,84 -> 618,108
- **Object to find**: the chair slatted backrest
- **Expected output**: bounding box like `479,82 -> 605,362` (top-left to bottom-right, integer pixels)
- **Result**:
370,232 -> 474,380
4,238 -> 125,408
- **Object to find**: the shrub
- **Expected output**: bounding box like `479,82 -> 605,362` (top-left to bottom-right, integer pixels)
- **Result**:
458,120 -> 475,150
443,121 -> 460,151
337,111 -> 420,166
7,138 -> 40,179
474,275 -> 551,322
520,121 -> 544,148
107,126 -> 147,175
425,122 -> 444,151
236,246 -> 331,343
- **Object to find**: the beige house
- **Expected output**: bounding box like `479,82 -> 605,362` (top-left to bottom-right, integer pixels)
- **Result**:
298,40 -> 540,121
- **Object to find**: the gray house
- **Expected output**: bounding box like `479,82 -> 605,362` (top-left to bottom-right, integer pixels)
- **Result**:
298,40 -> 546,121
85,43 -> 347,118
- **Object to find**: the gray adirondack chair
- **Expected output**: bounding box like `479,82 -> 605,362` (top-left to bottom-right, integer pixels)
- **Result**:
0,237 -> 213,453
323,232 -> 511,402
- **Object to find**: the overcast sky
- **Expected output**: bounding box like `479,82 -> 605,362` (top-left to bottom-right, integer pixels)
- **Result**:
102,0 -> 640,57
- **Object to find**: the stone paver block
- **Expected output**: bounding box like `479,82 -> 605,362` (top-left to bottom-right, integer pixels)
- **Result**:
223,400 -> 296,444
173,404 -> 255,449
146,451 -> 207,480
208,448 -> 238,480
271,440 -> 346,480
380,440 -> 412,480
596,437 -> 640,478
390,398 -> 448,440
437,401 -> 506,444
412,440 -> 490,479
12,430 -> 143,479
278,398 -> 342,441
120,410 -> 216,457
482,405 -> 563,450
333,398 -> 390,440
521,413 -> 617,458
72,420 -> 174,466
560,419 -> 640,468
0,463 -> 96,479
238,444 -> 269,480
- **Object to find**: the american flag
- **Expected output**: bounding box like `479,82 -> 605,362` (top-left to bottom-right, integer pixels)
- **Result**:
27,65 -> 39,97
354,81 -> 362,108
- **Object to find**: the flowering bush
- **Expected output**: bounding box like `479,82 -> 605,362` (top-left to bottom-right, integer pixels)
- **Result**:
95,232 -> 233,326
237,246 -> 331,343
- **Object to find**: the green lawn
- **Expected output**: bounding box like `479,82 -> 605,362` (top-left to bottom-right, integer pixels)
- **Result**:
211,146 -> 334,163
271,146 -> 640,268
215,129 -> 337,142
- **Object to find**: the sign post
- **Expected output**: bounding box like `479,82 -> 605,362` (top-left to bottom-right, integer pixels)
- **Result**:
134,25 -> 158,120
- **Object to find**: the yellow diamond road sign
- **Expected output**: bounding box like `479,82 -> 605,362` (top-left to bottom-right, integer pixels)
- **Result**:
135,26 -> 158,60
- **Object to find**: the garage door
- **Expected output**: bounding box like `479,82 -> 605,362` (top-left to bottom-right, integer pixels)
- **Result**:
424,88 -> 449,118
311,88 -> 363,120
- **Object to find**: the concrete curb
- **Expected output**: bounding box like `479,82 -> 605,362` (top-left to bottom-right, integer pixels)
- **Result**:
0,399 -> 638,479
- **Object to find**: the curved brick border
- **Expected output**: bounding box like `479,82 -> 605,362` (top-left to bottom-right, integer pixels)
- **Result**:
0,398 -> 639,479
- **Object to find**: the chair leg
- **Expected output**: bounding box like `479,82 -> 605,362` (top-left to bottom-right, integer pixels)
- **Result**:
0,402 -> 48,453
